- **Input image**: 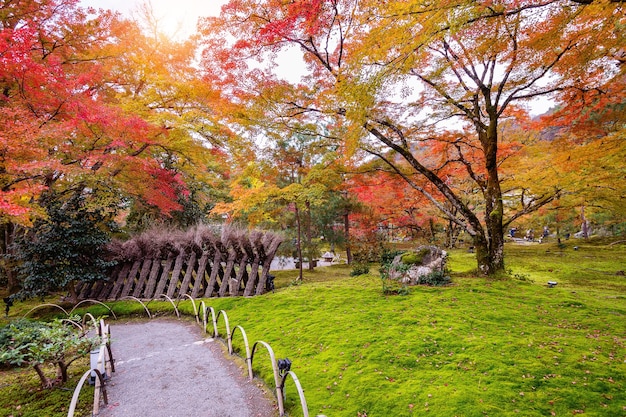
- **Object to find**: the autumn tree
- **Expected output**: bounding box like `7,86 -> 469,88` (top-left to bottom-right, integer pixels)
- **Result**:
0,0 -> 228,294
200,0 -> 625,275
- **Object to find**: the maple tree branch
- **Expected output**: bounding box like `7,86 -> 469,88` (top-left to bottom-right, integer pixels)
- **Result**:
499,40 -> 576,116
495,18 -> 520,108
412,69 -> 486,130
363,121 -> 484,237
2,175 -> 47,192
453,142 -> 487,190
363,147 -> 470,232
503,188 -> 562,227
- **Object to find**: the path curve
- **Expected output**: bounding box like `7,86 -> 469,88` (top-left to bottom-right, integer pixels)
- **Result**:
98,319 -> 278,417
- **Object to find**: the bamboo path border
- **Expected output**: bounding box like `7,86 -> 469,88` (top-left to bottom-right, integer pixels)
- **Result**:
67,319 -> 114,417
23,296 -> 325,417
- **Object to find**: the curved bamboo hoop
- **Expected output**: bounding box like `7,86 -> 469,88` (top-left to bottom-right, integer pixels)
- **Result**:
66,368 -> 108,417
280,371 -> 310,417
150,294 -> 180,318
61,318 -> 84,331
206,305 -> 218,337
180,294 -> 199,324
119,296 -> 152,318
250,340 -> 284,416
230,325 -> 253,380
82,312 -> 99,332
69,299 -> 117,320
200,301 -> 208,333
214,310 -> 232,353
22,303 -> 69,318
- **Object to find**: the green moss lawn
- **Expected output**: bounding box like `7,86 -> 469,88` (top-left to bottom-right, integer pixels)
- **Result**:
2,238 -> 625,416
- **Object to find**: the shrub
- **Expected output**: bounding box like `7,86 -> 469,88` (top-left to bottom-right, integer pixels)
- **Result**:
380,248 -> 404,265
350,262 -> 370,276
418,270 -> 451,286
0,318 -> 98,388
12,193 -> 117,301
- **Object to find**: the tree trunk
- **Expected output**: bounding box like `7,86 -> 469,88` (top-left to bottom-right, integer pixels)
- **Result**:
343,207 -> 352,265
478,120 -> 505,275
33,363 -> 53,388
294,203 -> 303,280
57,361 -> 69,383
305,201 -> 315,271
3,223 -> 19,294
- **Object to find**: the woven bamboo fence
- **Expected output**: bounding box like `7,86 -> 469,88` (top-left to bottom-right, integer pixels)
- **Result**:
76,225 -> 283,300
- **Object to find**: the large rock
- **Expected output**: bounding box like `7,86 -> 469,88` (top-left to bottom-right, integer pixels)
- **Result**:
388,246 -> 448,285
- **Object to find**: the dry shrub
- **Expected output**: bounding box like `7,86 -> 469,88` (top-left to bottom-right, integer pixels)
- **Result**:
106,223 -> 284,263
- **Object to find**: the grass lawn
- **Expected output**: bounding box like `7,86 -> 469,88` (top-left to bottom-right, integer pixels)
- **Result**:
1,238 -> 625,416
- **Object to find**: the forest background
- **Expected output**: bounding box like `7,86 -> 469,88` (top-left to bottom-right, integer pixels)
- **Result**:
0,0 -> 624,297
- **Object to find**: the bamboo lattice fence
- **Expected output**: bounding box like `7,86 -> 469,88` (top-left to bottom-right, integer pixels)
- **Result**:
76,225 -> 283,300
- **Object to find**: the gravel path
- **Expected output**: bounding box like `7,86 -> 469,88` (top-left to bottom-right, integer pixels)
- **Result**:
98,319 -> 278,417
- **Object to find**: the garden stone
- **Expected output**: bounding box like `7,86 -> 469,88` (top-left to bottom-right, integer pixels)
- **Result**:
389,246 -> 448,285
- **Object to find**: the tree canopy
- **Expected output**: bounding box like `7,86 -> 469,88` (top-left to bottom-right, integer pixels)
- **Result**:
0,0 -> 624,296
199,0 -> 625,274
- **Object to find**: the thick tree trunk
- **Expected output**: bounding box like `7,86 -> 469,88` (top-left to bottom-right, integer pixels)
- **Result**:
477,120 -> 505,274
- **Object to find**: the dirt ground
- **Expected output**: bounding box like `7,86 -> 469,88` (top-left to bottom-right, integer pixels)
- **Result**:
97,319 -> 278,417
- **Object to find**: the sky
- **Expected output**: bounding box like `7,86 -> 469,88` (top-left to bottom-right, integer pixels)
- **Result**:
78,0 -> 553,115
80,0 -> 228,38
80,0 -> 307,82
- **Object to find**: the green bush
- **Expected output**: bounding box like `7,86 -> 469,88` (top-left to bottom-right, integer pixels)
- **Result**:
0,318 -> 98,388
418,270 -> 451,286
12,193 -> 117,301
380,247 -> 404,265
350,262 -> 370,276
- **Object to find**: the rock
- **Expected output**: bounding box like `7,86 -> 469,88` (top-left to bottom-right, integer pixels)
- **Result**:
388,246 -> 448,285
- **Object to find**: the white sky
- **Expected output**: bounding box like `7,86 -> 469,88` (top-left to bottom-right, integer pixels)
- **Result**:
78,1 -> 553,114
80,0 -> 228,38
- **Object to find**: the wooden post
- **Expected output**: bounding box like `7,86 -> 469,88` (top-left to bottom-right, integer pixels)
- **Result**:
204,249 -> 223,298
153,254 -> 175,298
120,260 -> 142,298
166,251 -> 186,298
132,259 -> 153,298
108,263 -> 132,300
178,250 -> 198,298
219,245 -> 238,297
191,251 -> 210,298
243,242 -> 263,297
256,235 -> 283,295
143,258 -> 163,299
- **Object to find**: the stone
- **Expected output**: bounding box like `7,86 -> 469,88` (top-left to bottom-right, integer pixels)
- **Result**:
388,246 -> 448,285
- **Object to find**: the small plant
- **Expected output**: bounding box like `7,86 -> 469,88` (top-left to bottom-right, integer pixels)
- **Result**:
379,259 -> 411,295
350,262 -> 370,276
418,270 -> 451,286
380,247 -> 404,265
0,317 -> 99,388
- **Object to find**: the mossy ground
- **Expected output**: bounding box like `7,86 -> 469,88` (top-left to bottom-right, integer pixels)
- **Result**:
1,238 -> 625,416
0,357 -> 93,417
